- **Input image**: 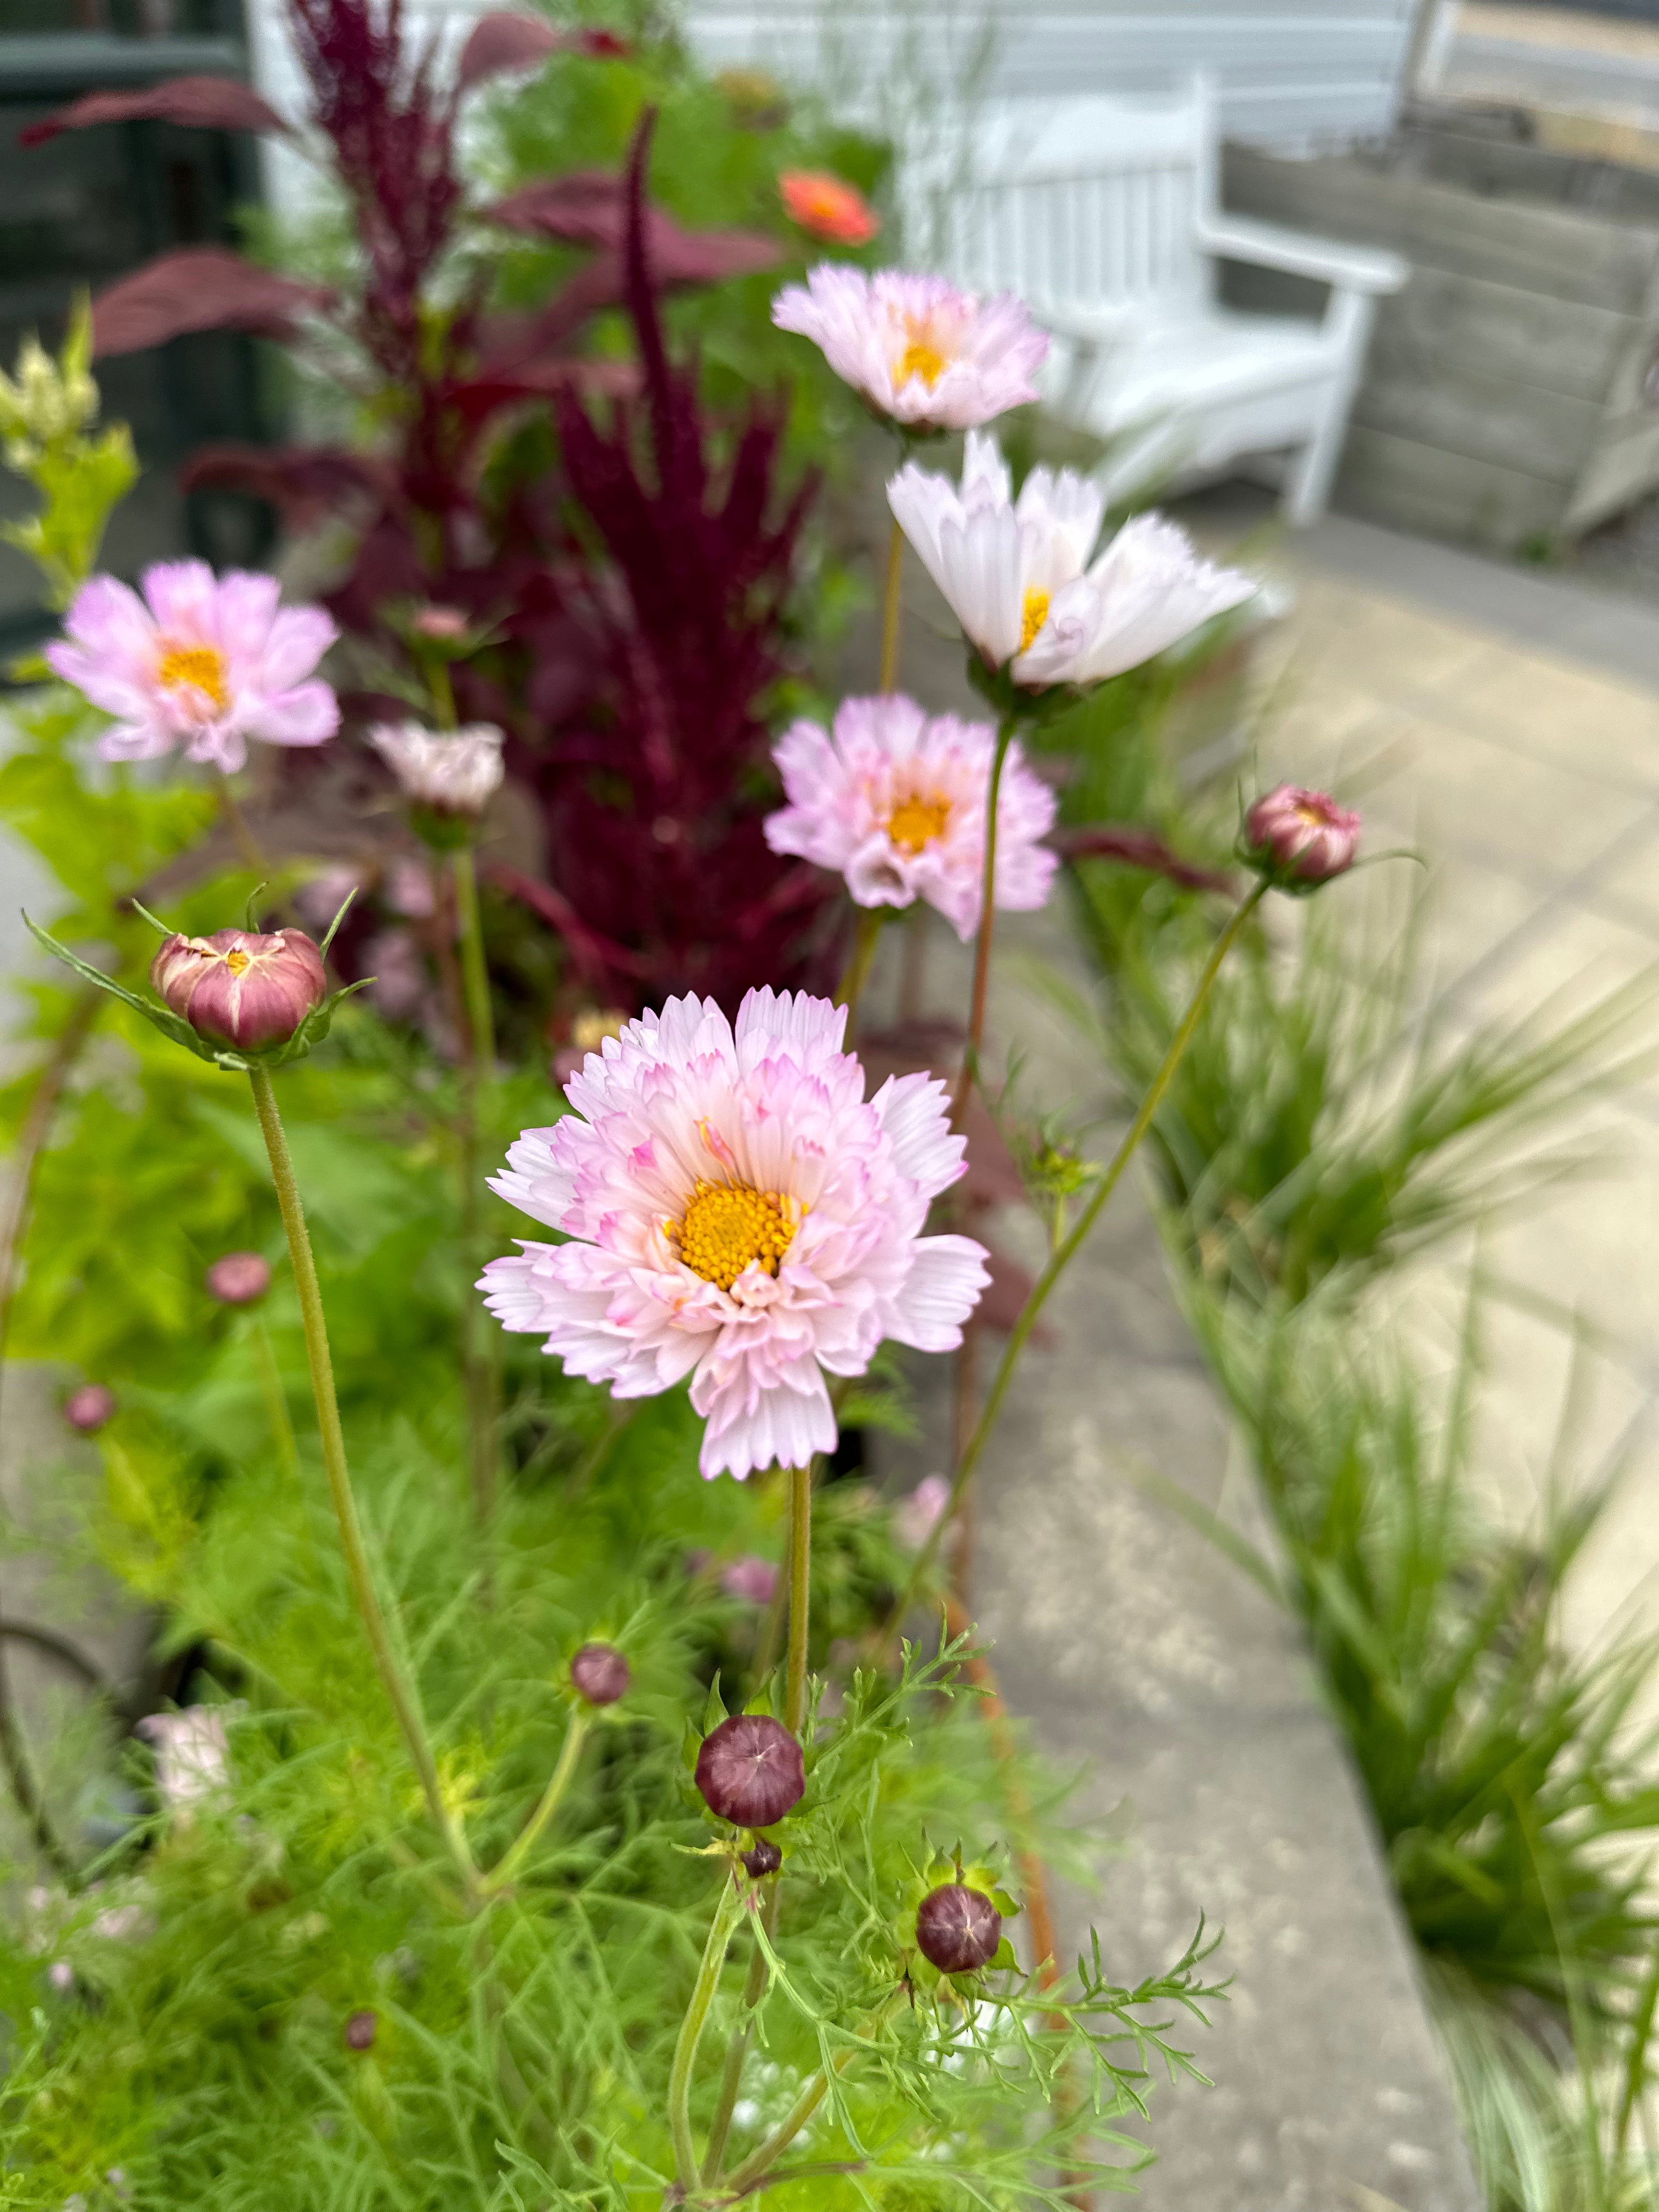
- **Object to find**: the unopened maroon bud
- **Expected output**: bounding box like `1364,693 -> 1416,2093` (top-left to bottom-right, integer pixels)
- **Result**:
1244,784 -> 1361,887
206,1251 -> 271,1306
343,2008 -> 376,2051
151,928 -> 327,1052
65,1384 -> 116,1434
742,1838 -> 782,1878
412,605 -> 468,640
915,1882 -> 1002,1974
695,1714 -> 804,1829
569,1643 -> 630,1707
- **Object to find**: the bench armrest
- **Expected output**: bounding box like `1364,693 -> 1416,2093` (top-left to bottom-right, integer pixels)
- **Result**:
1197,213 -> 1407,295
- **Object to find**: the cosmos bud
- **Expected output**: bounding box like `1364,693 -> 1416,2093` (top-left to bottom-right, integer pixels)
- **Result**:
151,928 -> 327,1053
742,1838 -> 783,1879
343,2008 -> 377,2051
205,1251 -> 272,1306
694,1714 -> 805,1829
1242,785 -> 1361,890
64,1383 -> 116,1433
569,1643 -> 630,1707
915,1881 -> 1002,1974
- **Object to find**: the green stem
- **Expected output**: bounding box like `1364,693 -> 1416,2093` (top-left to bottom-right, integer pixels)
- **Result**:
482,1712 -> 590,1895
252,1317 -> 300,1483
785,1464 -> 812,1739
834,910 -> 883,1043
450,845 -> 495,1076
1616,1938 -> 1659,2156
722,1990 -> 906,2193
701,1888 -> 781,2182
948,717 -> 1017,1127
668,1873 -> 747,2187
878,515 -> 904,693
450,842 -> 499,1529
883,881 -> 1268,1649
247,1066 -> 479,1900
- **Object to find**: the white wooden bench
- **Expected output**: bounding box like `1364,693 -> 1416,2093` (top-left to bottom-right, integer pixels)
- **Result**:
909,80 -> 1408,524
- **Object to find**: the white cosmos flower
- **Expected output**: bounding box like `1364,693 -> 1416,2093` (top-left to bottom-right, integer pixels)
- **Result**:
368,721 -> 505,816
887,432 -> 1256,687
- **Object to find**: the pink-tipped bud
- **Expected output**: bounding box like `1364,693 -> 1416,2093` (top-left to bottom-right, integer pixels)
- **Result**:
412,605 -> 469,640
915,1882 -> 1002,1974
1244,785 -> 1361,888
343,2008 -> 376,2051
742,1837 -> 782,1878
206,1251 -> 272,1306
64,1384 -> 116,1434
569,1643 -> 630,1707
695,1714 -> 805,1829
151,928 -> 327,1052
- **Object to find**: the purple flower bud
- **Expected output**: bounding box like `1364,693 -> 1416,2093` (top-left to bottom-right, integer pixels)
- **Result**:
343,2008 -> 376,2051
151,927 -> 328,1052
64,1384 -> 116,1434
695,1714 -> 805,1829
206,1251 -> 272,1306
742,1838 -> 782,1878
721,1555 -> 780,1606
569,1643 -> 630,1707
1244,785 -> 1361,887
915,1882 -> 1002,1974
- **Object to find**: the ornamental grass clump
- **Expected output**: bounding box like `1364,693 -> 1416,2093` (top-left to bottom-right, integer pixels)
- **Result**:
0,16 -> 1386,2197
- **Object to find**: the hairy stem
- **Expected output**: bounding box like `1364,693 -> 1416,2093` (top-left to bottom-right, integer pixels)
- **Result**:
878,514 -> 904,693
668,1872 -> 746,2187
248,1066 -> 479,1900
785,1464 -> 812,1739
949,717 -> 1017,1127
483,1712 -> 590,1895
450,843 -> 499,1530
885,882 -> 1268,1648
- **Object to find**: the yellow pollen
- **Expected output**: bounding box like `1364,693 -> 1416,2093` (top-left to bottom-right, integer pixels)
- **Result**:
887,791 -> 952,854
895,315 -> 951,391
667,1178 -> 796,1293
1018,588 -> 1051,655
1295,800 -> 1330,827
225,949 -> 251,976
156,641 -> 229,712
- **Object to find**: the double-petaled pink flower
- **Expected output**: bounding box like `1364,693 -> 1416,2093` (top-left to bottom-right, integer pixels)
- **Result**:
1244,784 -> 1361,887
764,693 -> 1057,939
771,267 -> 1047,431
479,989 -> 989,1480
47,560 -> 337,772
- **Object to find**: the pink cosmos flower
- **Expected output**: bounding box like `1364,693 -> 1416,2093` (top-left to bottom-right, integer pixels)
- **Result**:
368,720 -> 505,817
896,1472 -> 953,1552
764,693 -> 1057,940
47,560 -> 337,773
136,1708 -> 230,1809
479,988 -> 989,1480
722,1554 -> 781,1605
771,267 -> 1047,431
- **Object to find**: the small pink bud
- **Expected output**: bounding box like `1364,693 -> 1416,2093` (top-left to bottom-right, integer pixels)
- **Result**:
694,1714 -> 805,1829
742,1837 -> 782,1878
64,1384 -> 116,1434
1244,785 -> 1361,887
412,606 -> 468,640
344,2008 -> 377,2051
151,927 -> 327,1052
915,1882 -> 1002,1973
569,1643 -> 630,1707
721,1555 -> 779,1606
206,1251 -> 271,1306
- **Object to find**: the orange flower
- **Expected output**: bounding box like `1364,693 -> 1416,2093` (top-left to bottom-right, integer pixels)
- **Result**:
779,168 -> 879,247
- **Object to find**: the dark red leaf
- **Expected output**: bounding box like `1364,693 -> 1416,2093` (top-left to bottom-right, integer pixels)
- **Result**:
179,443 -> 388,528
485,861 -> 654,985
455,12 -> 564,93
92,250 -> 334,357
486,173 -> 781,281
19,72 -> 290,149
1051,822 -> 1235,896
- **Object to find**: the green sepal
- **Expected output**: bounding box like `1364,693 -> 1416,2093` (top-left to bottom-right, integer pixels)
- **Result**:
699,1672 -> 728,1739
963,652 -> 1084,730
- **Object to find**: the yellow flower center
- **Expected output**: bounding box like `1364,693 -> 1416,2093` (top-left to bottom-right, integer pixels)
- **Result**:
225,949 -> 251,977
1018,588 -> 1051,655
667,1178 -> 797,1292
895,314 -> 952,391
887,792 -> 952,854
1295,800 -> 1331,826
156,642 -> 229,713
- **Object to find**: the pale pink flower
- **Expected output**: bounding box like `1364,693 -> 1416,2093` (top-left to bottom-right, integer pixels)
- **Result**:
47,560 -> 337,772
771,267 -> 1046,431
1244,783 -> 1361,886
896,1472 -> 953,1551
722,1555 -> 780,1605
479,989 -> 989,1480
292,865 -> 361,933
385,857 -> 437,919
888,432 -> 1256,685
137,1707 -> 229,1809
368,721 -> 504,817
764,693 -> 1057,940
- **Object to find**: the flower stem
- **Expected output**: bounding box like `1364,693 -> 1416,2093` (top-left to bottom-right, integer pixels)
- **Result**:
449,842 -> 500,1530
450,845 -> 495,1077
216,774 -> 266,877
878,514 -> 904,693
722,1989 -> 906,2192
949,716 -> 1017,1128
668,1872 -> 747,2187
252,1317 -> 300,1484
785,1464 -> 812,1739
701,1887 -> 781,2182
481,1712 -> 590,1895
247,1065 -> 479,1901
883,881 -> 1268,1649
834,910 -> 883,1043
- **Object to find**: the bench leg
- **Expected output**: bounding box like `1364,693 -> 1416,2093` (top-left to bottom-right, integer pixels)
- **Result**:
1282,290 -> 1376,527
